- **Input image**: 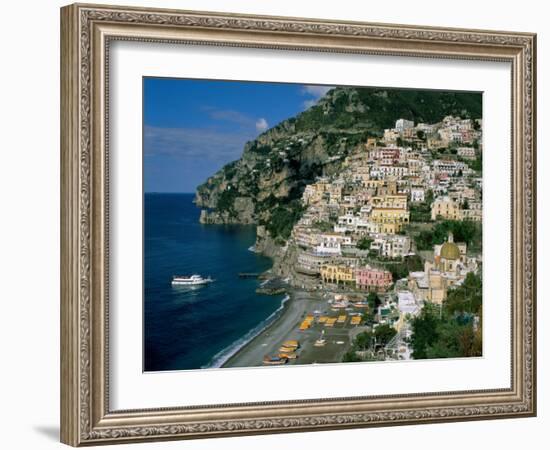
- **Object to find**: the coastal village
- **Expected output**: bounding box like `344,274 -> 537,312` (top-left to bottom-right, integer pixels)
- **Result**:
249,114 -> 483,366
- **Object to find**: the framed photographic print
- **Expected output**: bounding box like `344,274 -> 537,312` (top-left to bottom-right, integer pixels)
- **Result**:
60,3 -> 537,446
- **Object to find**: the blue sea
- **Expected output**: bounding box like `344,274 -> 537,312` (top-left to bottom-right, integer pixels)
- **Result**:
144,193 -> 285,371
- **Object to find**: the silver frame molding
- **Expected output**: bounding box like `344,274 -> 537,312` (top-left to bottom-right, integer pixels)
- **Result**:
60,3 -> 536,446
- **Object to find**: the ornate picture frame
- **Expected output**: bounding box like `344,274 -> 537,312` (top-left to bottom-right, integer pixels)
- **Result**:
60,3 -> 536,446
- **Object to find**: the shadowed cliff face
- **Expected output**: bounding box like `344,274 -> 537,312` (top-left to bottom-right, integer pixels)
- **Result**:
194,86 -> 482,242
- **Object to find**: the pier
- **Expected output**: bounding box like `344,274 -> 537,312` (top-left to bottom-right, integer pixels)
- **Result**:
238,273 -> 260,279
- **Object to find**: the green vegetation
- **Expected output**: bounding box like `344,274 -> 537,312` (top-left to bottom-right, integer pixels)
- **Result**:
410,273 -> 482,359
361,309 -> 376,325
312,221 -> 334,232
410,203 -> 432,223
294,88 -> 481,133
466,152 -> 483,172
367,292 -> 381,310
263,199 -> 305,241
342,324 -> 398,363
375,324 -> 398,346
342,349 -> 362,362
383,254 -> 424,280
445,272 -> 482,316
409,190 -> 433,223
216,188 -> 239,215
222,161 -> 238,180
357,237 -> 374,250
414,220 -> 482,253
248,142 -> 273,154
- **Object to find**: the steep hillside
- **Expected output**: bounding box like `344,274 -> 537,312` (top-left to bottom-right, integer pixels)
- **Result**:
195,86 -> 481,241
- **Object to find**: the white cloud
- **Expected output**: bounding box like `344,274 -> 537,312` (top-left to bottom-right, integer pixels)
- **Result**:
302,99 -> 318,109
302,85 -> 333,98
201,106 -> 270,133
144,125 -> 254,163
202,107 -> 254,127
300,85 -> 335,110
255,118 -> 269,132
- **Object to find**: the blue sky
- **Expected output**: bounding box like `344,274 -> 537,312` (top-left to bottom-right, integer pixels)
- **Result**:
143,78 -> 332,193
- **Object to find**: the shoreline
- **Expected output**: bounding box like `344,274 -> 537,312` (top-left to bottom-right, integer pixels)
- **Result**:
222,288 -> 353,368
203,293 -> 290,369
221,289 -> 298,368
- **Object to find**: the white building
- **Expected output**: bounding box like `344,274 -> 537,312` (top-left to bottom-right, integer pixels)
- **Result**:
371,234 -> 411,258
457,147 -> 477,160
397,291 -> 420,315
395,118 -> 415,132
315,233 -> 352,255
378,165 -> 409,178
433,160 -> 469,176
410,188 -> 425,203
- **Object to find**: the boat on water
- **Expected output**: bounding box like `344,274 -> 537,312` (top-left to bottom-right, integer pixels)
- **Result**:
171,274 -> 213,286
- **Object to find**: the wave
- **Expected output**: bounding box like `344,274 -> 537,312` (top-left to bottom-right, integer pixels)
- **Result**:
248,245 -> 257,253
202,294 -> 291,369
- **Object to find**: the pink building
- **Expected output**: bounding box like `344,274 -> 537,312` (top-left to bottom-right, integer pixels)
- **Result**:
355,267 -> 393,292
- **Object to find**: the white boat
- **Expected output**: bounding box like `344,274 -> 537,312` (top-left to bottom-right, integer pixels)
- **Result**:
171,274 -> 213,286
314,330 -> 327,347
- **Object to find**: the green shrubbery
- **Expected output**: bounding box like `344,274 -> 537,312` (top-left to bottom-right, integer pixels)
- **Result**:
342,324 -> 398,363
414,220 -> 482,253
216,188 -> 239,213
410,272 -> 482,359
356,237 -> 373,250
263,200 -> 305,241
387,254 -> 424,280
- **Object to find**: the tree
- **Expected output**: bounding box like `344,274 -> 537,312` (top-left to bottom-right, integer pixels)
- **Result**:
354,331 -> 375,351
410,276 -> 483,360
357,237 -> 373,250
367,292 -> 381,310
313,220 -> 333,232
410,303 -> 440,359
361,309 -> 375,325
264,200 -> 305,241
425,189 -> 434,205
414,220 -> 482,253
374,324 -> 397,346
444,272 -> 482,316
342,349 -> 362,362
416,130 -> 426,140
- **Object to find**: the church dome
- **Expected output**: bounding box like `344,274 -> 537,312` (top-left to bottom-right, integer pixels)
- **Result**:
440,241 -> 460,260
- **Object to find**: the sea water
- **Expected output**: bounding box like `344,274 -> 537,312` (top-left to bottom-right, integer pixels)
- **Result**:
144,193 -> 284,371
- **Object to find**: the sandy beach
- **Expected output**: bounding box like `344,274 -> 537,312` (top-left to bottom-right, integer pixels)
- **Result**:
222,289 -> 356,368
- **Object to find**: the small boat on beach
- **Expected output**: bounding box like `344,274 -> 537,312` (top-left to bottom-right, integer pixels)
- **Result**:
171,274 -> 213,286
262,355 -> 288,365
282,340 -> 300,349
278,352 -> 298,360
314,331 -> 327,347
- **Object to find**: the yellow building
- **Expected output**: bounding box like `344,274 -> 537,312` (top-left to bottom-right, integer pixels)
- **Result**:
302,183 -> 325,205
371,194 -> 408,210
366,138 -> 378,148
363,179 -> 384,190
370,207 -> 410,234
320,264 -> 355,285
376,180 -> 398,196
431,196 -> 460,221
